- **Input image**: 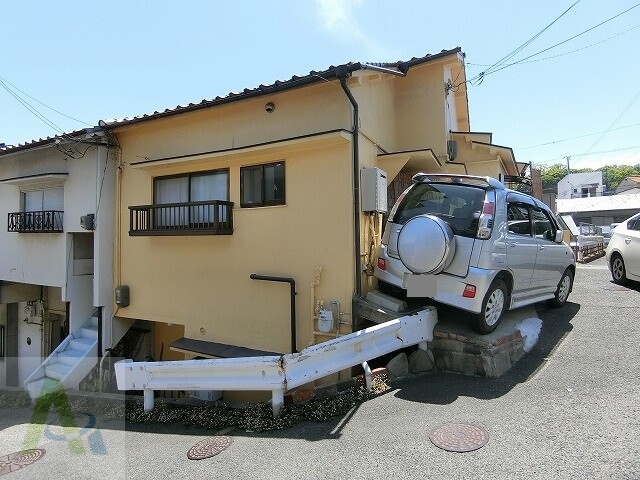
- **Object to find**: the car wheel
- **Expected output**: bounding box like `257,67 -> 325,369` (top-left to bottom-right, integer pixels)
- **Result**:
610,254 -> 627,284
471,279 -> 507,334
547,268 -> 573,307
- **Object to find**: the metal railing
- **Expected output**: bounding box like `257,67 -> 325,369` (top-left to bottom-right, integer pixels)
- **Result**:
8,211 -> 64,233
129,200 -> 234,236
115,308 -> 438,417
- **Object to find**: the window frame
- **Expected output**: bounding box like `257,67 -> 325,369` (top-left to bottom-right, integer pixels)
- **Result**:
240,161 -> 285,208
153,169 -> 229,205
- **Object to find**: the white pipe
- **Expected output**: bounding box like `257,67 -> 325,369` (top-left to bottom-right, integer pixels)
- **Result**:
98,349 -> 112,392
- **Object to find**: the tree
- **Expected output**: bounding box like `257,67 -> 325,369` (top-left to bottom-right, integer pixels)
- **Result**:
538,163 -> 640,193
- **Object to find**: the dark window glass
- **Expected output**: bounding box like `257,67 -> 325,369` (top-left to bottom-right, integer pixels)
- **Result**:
241,162 -> 285,207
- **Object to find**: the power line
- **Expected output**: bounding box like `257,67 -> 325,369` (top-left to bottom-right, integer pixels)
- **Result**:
468,0 -> 582,85
534,144 -> 640,165
467,23 -> 640,68
0,77 -> 66,135
465,2 -> 640,85
583,86 -> 640,154
0,75 -> 93,139
516,123 -> 640,150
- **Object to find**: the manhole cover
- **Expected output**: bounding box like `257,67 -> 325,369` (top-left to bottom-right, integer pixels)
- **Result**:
429,423 -> 489,452
187,436 -> 232,460
0,449 -> 46,476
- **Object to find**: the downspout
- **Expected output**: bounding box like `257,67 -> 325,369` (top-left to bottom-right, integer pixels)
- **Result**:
335,66 -> 361,329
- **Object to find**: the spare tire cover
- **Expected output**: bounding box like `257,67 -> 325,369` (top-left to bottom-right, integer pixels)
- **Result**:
397,215 -> 456,274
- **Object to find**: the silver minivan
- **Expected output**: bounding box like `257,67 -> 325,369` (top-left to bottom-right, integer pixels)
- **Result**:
374,174 -> 576,333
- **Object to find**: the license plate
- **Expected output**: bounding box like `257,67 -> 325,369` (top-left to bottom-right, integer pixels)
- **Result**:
405,274 -> 436,298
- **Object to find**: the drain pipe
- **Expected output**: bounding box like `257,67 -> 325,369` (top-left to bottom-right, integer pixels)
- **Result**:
250,274 -> 297,353
335,66 -> 362,329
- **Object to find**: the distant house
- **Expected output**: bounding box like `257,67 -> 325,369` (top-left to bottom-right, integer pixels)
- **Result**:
557,172 -> 605,200
615,175 -> 640,195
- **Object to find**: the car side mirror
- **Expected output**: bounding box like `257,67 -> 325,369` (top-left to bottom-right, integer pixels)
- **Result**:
554,230 -> 564,243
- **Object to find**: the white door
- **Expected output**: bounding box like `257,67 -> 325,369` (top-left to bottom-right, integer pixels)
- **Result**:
505,203 -> 537,292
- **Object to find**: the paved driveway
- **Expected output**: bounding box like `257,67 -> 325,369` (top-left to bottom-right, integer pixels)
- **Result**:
1,257 -> 638,479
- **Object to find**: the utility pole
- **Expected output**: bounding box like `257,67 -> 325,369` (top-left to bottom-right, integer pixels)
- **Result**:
565,156 -> 571,175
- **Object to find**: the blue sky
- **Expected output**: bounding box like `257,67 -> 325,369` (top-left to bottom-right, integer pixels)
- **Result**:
1,0 -> 639,170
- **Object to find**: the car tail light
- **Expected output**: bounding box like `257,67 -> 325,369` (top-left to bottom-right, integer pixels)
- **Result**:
463,284 -> 476,298
477,200 -> 495,239
377,258 -> 386,270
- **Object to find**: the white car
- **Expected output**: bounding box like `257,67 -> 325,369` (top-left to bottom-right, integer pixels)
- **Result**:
374,174 -> 576,334
606,213 -> 640,284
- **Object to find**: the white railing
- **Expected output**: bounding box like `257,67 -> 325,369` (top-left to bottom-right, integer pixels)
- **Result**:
115,308 -> 437,416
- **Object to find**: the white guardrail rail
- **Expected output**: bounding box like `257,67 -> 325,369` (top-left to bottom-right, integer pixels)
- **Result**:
115,307 -> 437,417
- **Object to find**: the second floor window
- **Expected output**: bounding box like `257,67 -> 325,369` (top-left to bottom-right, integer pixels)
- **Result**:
154,170 -> 229,226
241,162 -> 285,207
23,187 -> 64,212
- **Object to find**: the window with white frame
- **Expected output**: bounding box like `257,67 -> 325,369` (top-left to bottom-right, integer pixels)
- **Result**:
240,162 -> 285,207
22,187 -> 64,212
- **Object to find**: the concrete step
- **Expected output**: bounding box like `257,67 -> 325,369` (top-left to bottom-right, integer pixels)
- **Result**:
70,336 -> 95,352
44,362 -> 72,381
79,325 -> 98,340
57,349 -> 85,366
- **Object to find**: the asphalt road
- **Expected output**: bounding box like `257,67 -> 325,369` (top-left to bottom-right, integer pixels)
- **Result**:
1,256 -> 639,479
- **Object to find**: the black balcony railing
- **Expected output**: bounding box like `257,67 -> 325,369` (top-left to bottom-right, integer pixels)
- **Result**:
8,211 -> 64,233
129,200 -> 234,236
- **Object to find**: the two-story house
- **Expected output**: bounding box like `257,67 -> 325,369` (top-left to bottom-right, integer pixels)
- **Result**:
101,47 -> 521,400
0,129 -> 120,397
1,47 -> 523,402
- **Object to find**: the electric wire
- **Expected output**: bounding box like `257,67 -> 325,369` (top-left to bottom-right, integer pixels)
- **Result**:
0,77 -> 67,135
517,123 -> 640,150
469,0 -> 581,85
468,23 -> 640,68
583,86 -> 640,155
0,75 -> 92,127
463,2 -> 639,86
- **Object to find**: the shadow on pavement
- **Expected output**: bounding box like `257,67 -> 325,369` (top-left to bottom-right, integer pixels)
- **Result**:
392,300 -> 580,405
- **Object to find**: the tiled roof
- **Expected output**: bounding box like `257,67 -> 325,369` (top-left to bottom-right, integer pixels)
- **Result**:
1,48 -> 462,155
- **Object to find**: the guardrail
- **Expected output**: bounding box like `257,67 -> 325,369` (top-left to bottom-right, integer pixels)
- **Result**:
115,308 -> 437,416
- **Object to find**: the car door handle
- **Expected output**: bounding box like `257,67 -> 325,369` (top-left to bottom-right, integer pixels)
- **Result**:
539,245 -> 545,251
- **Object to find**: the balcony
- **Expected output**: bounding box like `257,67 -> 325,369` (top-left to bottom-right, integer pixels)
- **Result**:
129,200 -> 234,236
8,211 -> 64,233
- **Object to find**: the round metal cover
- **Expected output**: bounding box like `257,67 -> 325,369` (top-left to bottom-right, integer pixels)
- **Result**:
429,422 -> 489,452
0,449 -> 46,476
397,215 -> 455,274
187,436 -> 232,460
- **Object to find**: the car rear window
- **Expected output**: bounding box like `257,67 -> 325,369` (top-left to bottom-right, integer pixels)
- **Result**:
394,183 -> 486,238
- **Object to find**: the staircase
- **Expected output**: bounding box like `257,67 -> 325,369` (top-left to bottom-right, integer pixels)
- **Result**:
24,316 -> 99,400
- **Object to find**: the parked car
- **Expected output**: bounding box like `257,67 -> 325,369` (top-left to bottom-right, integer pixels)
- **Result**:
374,174 -> 576,334
606,213 -> 640,284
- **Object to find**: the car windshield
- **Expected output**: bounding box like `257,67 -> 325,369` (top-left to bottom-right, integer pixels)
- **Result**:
394,183 -> 486,238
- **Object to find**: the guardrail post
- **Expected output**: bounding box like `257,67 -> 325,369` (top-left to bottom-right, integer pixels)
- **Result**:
144,388 -> 154,412
272,389 -> 284,417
